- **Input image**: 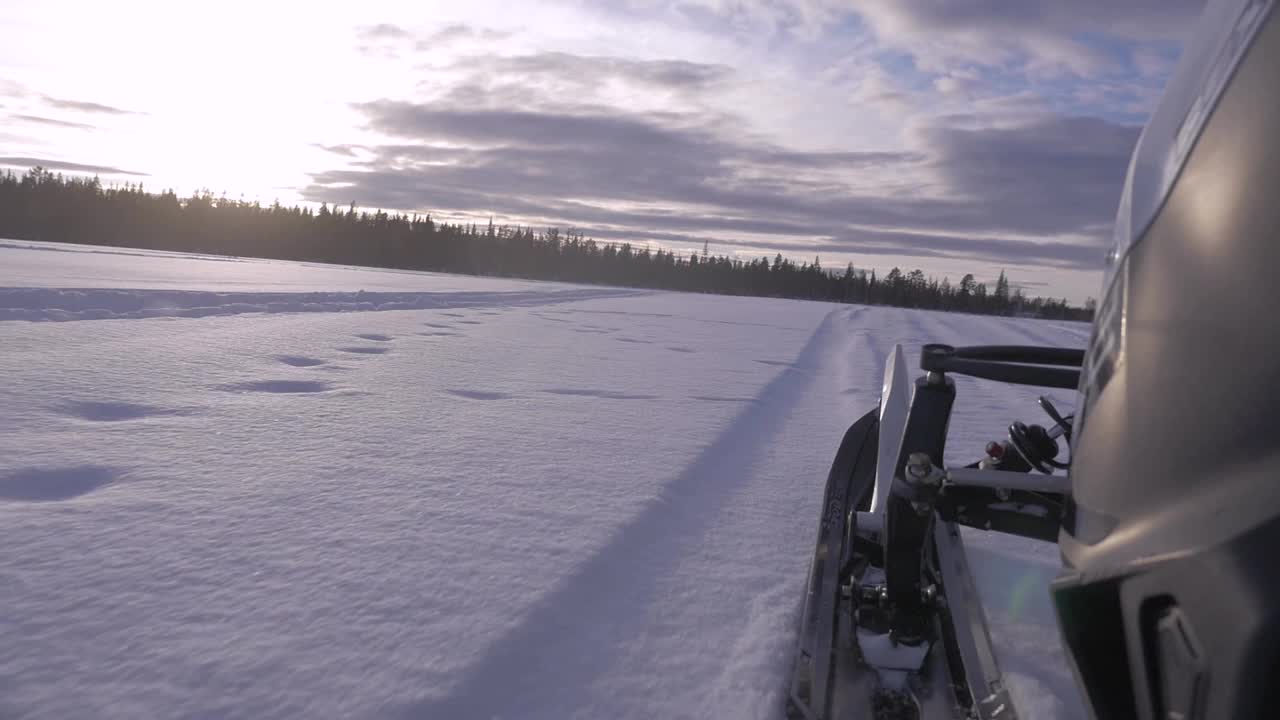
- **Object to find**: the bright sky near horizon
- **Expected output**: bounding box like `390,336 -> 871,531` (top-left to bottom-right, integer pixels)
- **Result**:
0,0 -> 1204,302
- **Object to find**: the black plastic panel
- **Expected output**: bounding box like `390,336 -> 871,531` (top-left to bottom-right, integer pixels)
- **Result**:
919,344 -> 1083,390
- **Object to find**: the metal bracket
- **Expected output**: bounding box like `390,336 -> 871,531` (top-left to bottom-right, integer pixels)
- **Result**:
945,466 -> 1070,494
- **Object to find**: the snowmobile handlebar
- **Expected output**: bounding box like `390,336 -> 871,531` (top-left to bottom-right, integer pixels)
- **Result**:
919,343 -> 1084,390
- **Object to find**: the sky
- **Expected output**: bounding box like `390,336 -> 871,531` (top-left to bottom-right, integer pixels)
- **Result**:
0,0 -> 1205,303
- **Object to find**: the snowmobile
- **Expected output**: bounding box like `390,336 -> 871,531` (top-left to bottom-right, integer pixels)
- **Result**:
789,0 -> 1280,717
786,343 -> 1080,720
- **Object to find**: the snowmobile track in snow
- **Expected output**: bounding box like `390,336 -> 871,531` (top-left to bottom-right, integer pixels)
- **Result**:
396,308 -> 855,720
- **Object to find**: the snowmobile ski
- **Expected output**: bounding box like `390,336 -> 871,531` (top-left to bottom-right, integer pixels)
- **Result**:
789,343 -> 1083,720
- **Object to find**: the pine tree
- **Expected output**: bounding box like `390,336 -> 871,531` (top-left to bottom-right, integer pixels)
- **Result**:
994,270 -> 1010,314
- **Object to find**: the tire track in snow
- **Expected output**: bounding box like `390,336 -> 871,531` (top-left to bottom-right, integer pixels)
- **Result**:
397,309 -> 849,720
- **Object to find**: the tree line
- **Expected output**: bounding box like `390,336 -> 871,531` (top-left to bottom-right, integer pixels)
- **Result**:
0,168 -> 1091,320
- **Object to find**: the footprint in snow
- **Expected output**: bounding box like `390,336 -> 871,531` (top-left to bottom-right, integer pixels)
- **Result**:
422,322 -> 453,329
615,337 -> 652,344
447,389 -> 516,400
754,359 -> 792,367
217,380 -> 333,394
338,346 -> 390,355
418,331 -> 460,337
58,400 -> 186,422
691,395 -> 758,403
456,320 -> 484,325
0,465 -> 118,502
277,355 -> 326,368
355,333 -> 393,342
666,346 -> 696,353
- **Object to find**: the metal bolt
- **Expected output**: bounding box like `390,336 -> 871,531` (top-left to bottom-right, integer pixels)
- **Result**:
995,487 -> 1011,501
922,584 -> 938,606
906,452 -> 932,480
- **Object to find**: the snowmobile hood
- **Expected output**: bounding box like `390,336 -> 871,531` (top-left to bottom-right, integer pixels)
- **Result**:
1104,0 -> 1273,299
1082,0 -> 1275,425
1060,2 -> 1280,716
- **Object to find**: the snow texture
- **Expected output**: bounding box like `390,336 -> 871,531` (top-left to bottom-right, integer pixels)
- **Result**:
0,240 -> 1089,719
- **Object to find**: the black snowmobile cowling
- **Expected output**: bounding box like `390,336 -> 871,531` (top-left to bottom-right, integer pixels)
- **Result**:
1056,0 -> 1280,718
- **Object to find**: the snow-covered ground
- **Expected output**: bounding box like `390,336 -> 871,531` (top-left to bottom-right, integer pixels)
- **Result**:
0,241 -> 1090,719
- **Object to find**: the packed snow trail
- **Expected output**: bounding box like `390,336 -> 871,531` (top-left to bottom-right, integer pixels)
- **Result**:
0,242 -> 1087,719
401,307 -> 867,719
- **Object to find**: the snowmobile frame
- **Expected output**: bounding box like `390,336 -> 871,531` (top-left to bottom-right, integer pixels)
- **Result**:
789,343 -> 1084,720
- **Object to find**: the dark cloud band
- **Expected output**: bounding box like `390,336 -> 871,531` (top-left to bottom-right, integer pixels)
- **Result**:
304,93 -> 1136,271
0,156 -> 148,176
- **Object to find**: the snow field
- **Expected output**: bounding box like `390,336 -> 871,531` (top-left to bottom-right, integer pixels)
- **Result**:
0,241 -> 1088,719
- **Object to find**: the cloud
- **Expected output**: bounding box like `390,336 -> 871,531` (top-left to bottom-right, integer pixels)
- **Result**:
452,51 -> 733,92
356,23 -> 413,58
419,23 -> 511,48
606,0 -> 1200,129
583,225 -> 1106,268
356,100 -> 716,153
751,150 -> 922,169
357,22 -> 511,59
41,95 -> 142,115
0,156 -> 149,176
10,114 -> 95,130
0,131 -> 45,146
313,143 -> 364,157
617,0 -> 853,38
610,0 -> 1201,72
921,115 -> 1138,234
303,94 -> 1137,271
405,51 -> 737,121
0,79 -> 28,98
1131,46 -> 1180,79
609,0 -> 1198,65
357,23 -> 412,41
851,0 -> 1203,77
